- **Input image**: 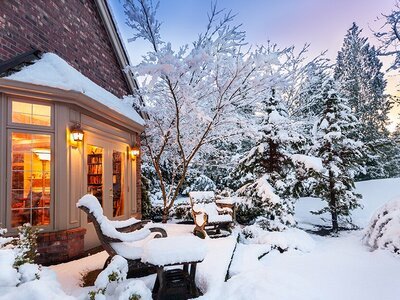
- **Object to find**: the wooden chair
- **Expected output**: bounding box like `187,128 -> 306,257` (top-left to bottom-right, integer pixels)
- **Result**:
77,195 -> 167,278
188,191 -> 234,239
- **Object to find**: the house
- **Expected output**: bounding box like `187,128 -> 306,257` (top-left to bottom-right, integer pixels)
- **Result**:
0,0 -> 144,264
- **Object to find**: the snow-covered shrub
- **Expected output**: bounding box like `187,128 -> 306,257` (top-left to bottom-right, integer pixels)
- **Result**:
240,226 -> 315,253
171,203 -> 193,222
0,225 -> 68,299
13,223 -> 40,267
363,197 -> 400,255
0,224 -> 41,288
182,174 -> 217,195
237,175 -> 296,231
88,255 -> 151,300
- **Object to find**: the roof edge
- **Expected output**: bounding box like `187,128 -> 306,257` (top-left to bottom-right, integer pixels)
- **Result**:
94,0 -> 138,94
0,78 -> 145,133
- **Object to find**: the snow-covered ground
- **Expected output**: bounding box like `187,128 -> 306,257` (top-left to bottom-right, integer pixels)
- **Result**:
47,178 -> 400,299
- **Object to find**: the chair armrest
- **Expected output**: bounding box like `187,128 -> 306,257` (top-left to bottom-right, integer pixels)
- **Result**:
115,220 -> 150,233
149,227 -> 168,238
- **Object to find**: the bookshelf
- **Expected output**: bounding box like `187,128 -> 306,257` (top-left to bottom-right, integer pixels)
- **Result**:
87,153 -> 103,206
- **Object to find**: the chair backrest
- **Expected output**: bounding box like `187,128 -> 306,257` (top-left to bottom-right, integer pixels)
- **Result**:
79,205 -> 119,257
188,191 -> 215,207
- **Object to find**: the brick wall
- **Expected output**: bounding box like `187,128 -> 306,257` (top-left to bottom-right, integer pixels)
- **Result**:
36,228 -> 86,265
0,0 -> 130,98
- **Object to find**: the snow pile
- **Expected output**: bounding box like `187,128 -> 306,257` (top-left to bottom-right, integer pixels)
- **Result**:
240,226 -> 315,253
141,236 -> 207,266
77,194 -> 152,242
363,197 -> 400,255
89,255 -> 152,300
6,53 -> 144,125
291,154 -> 324,172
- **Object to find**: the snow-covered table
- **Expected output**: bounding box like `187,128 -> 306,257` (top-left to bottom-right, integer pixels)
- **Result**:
141,236 -> 207,299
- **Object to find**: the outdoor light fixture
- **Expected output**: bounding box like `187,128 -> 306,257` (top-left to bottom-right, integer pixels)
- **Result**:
71,123 -> 84,142
130,144 -> 140,160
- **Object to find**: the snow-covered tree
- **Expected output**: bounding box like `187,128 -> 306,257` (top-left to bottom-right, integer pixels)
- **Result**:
311,80 -> 364,232
293,54 -> 332,120
335,23 -> 394,179
235,89 -> 303,230
374,0 -> 400,71
123,0 -> 279,221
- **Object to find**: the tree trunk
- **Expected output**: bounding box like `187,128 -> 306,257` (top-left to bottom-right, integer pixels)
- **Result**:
162,207 -> 169,223
329,170 -> 338,232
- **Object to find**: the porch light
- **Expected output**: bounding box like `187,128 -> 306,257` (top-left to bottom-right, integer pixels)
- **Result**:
71,123 -> 84,142
130,145 -> 140,159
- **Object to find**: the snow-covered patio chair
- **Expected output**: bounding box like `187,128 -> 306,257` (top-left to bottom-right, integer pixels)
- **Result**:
189,191 -> 234,239
77,194 -> 167,278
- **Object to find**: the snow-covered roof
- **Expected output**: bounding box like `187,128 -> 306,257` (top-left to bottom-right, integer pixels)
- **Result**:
5,53 -> 145,126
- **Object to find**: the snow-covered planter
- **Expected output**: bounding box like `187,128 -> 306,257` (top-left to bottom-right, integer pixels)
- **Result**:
363,197 -> 400,255
88,255 -> 152,300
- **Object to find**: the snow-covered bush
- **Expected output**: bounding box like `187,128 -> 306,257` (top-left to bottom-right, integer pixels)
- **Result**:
0,225 -> 72,300
182,174 -> 216,195
171,203 -> 193,222
13,223 -> 40,267
240,226 -> 315,253
237,175 -> 296,231
0,223 -> 41,288
89,255 -> 152,300
363,197 -> 400,255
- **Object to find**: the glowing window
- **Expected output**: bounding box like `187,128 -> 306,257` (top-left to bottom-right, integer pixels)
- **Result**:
12,101 -> 51,126
11,132 -> 51,227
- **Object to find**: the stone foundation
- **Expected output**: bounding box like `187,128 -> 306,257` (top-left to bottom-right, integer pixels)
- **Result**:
36,227 -> 86,265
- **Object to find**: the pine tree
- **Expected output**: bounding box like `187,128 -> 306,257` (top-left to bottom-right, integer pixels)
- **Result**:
311,80 -> 364,232
335,23 -> 393,179
235,89 -> 303,230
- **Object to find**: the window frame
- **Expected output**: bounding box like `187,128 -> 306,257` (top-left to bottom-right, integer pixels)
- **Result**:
7,97 -> 54,131
6,95 -> 55,231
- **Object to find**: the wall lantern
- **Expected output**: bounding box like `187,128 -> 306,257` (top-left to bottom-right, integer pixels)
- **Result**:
130,144 -> 140,160
71,123 -> 84,142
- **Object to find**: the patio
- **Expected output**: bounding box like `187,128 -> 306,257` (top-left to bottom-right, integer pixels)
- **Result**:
50,224 -> 237,298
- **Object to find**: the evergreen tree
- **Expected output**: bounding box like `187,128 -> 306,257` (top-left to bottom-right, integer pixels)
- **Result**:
235,89 -> 303,230
334,23 -> 393,179
311,80 -> 364,232
294,56 -> 332,120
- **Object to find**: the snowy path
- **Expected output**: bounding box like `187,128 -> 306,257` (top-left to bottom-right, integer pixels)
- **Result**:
219,231 -> 400,300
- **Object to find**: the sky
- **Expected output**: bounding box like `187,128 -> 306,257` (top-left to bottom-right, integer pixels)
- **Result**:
109,0 -> 399,127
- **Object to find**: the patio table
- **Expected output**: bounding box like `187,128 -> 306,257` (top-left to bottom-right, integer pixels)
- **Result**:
141,236 -> 207,300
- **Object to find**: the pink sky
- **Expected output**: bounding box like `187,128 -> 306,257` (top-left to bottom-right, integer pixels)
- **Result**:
110,0 -> 399,126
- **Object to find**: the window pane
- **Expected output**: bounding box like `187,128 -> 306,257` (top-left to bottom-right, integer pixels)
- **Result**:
11,132 -> 51,227
12,101 -> 51,126
113,151 -> 124,217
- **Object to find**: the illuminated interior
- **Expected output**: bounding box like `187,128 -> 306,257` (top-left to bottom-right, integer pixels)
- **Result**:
12,101 -> 51,126
113,151 -> 124,217
11,132 -> 51,227
87,145 -> 103,207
